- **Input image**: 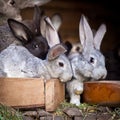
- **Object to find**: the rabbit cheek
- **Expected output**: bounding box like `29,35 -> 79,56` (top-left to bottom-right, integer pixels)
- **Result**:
57,61 -> 67,82
58,59 -> 72,82
92,67 -> 107,80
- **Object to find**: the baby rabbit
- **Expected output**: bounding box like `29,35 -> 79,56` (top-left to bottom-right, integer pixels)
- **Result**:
0,5 -> 49,59
66,14 -> 107,106
0,17 -> 73,83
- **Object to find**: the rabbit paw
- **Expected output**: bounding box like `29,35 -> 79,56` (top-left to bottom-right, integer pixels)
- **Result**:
70,97 -> 80,106
74,89 -> 83,95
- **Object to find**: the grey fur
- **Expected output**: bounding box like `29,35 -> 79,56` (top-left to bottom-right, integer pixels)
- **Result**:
0,0 -> 51,25
66,14 -> 107,106
0,5 -> 49,59
0,17 -> 73,82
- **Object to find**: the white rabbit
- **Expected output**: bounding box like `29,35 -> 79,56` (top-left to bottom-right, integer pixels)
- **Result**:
66,14 -> 107,106
0,17 -> 73,82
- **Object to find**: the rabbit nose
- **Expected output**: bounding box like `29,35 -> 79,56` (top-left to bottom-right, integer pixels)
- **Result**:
101,74 -> 106,79
71,76 -> 76,80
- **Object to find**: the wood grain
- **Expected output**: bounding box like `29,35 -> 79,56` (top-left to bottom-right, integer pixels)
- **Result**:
0,78 -> 45,108
45,79 -> 65,111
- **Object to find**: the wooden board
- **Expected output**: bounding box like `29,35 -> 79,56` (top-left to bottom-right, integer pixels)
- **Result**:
0,78 -> 65,111
45,79 -> 65,111
0,78 -> 45,108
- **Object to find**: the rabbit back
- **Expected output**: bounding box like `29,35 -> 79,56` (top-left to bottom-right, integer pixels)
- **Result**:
0,44 -> 44,78
0,43 -> 73,82
0,24 -> 20,51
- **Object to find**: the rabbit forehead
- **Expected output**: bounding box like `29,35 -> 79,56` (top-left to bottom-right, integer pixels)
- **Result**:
83,49 -> 103,59
48,54 -> 70,69
52,54 -> 69,63
86,49 -> 105,66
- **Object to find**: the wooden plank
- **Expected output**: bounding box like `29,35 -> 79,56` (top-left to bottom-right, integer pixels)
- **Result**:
0,78 -> 45,108
45,79 -> 65,111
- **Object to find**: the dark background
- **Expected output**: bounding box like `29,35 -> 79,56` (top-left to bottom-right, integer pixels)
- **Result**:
21,0 -> 120,52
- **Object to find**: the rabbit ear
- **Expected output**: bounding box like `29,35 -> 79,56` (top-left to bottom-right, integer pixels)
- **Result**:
47,44 -> 67,60
51,13 -> 62,31
44,17 -> 60,48
64,41 -> 73,55
33,5 -> 44,35
79,15 -> 94,53
40,16 -> 46,38
8,18 -> 33,44
17,0 -> 51,9
93,24 -> 106,50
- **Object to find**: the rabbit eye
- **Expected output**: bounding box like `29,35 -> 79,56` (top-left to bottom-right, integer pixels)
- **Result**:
8,0 -> 15,6
90,57 -> 94,63
76,47 -> 80,52
33,44 -> 39,48
59,62 -> 64,67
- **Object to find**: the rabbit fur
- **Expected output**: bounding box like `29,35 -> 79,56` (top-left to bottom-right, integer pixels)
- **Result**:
66,14 -> 107,106
0,0 -> 51,25
0,17 -> 73,82
0,5 -> 49,59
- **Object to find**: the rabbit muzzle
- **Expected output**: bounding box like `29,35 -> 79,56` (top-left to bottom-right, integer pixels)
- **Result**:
91,67 -> 107,80
60,73 -> 73,82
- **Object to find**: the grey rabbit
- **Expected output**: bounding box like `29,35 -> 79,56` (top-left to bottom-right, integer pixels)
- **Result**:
0,5 -> 49,59
66,14 -> 107,105
0,17 -> 73,83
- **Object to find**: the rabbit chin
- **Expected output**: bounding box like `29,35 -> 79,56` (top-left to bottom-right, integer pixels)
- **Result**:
59,77 -> 71,82
91,68 -> 107,80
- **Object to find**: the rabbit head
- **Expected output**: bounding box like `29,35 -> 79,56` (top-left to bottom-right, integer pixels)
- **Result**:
0,0 -> 22,22
65,41 -> 82,56
43,17 -> 73,82
45,44 -> 73,82
0,0 -> 51,25
7,6 -> 49,59
65,15 -> 107,81
78,15 -> 107,80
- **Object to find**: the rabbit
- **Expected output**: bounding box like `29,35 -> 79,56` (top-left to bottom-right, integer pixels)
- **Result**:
0,5 -> 49,59
65,14 -> 107,106
0,0 -> 51,25
65,41 -> 82,56
0,17 -> 73,82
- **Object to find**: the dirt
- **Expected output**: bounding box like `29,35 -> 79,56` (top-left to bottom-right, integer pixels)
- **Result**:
21,102 -> 120,120
0,102 -> 120,120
